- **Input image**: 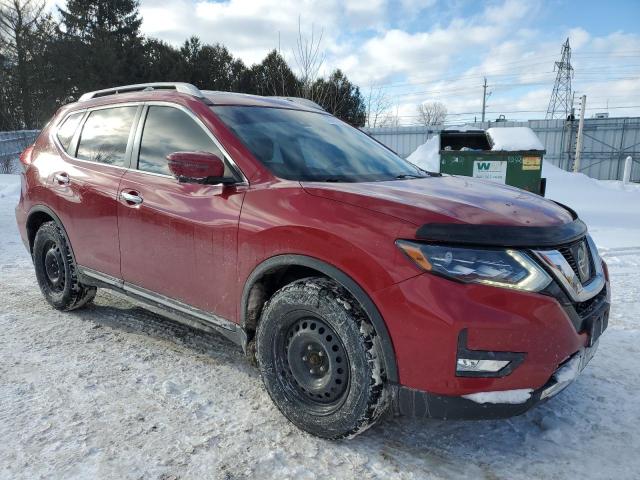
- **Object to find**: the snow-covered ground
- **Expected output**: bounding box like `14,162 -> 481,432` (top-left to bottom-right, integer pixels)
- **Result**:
1,172 -> 639,479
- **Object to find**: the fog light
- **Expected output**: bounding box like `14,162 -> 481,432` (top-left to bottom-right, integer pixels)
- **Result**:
457,358 -> 510,373
456,329 -> 525,378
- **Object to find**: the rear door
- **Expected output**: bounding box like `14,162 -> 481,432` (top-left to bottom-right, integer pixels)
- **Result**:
51,104 -> 141,279
117,103 -> 246,320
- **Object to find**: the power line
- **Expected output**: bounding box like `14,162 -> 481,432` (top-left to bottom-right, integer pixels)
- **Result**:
393,104 -> 640,119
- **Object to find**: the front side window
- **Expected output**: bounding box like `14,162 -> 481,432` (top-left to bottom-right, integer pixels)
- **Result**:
56,112 -> 84,152
137,106 -> 227,176
76,106 -> 137,166
213,106 -> 426,182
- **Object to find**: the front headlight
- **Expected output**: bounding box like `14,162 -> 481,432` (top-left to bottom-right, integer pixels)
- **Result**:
397,240 -> 551,292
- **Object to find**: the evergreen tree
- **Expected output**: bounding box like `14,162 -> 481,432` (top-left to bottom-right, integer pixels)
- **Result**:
0,1 -> 367,129
313,69 -> 366,127
245,50 -> 300,97
57,0 -> 144,93
180,37 -> 247,92
140,38 -> 187,82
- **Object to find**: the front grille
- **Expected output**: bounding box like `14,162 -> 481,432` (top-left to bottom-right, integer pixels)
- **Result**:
558,243 -> 580,277
574,285 -> 607,319
557,238 -> 595,284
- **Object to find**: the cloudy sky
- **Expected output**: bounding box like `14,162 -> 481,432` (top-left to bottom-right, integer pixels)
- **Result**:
52,0 -> 640,124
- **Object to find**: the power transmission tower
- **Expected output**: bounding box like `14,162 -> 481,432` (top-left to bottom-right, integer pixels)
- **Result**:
546,38 -> 574,119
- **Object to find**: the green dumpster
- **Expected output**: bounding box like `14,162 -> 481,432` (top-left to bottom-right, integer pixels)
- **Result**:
439,127 -> 546,195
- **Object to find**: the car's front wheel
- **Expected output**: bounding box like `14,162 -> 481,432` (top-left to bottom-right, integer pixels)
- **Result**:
256,277 -> 389,439
33,221 -> 96,311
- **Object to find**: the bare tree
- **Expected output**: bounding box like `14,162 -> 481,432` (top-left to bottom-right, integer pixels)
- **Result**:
365,85 -> 392,128
0,0 -> 46,128
378,111 -> 400,127
416,101 -> 447,126
292,16 -> 326,102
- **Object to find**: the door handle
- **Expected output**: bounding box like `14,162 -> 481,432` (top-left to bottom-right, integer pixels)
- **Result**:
54,172 -> 69,185
121,191 -> 143,205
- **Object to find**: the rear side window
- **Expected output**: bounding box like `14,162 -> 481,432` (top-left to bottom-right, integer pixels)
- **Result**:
77,107 -> 137,166
56,112 -> 84,152
138,106 -> 226,176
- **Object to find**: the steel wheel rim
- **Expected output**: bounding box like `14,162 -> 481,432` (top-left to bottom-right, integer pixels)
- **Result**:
275,312 -> 350,414
42,240 -> 65,292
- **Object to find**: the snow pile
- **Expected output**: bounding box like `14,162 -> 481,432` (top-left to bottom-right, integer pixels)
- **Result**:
542,162 -> 640,248
463,388 -> 533,405
553,353 -> 583,384
407,135 -> 440,172
487,127 -> 544,151
0,174 -> 20,199
444,125 -> 484,132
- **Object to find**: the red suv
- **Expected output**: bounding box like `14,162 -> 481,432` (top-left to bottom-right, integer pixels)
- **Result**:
16,82 -> 610,439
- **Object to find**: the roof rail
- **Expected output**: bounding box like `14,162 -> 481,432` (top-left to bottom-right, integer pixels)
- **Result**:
272,96 -> 325,111
78,82 -> 205,102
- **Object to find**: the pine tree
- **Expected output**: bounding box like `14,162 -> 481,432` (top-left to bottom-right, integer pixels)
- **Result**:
57,0 -> 144,94
314,69 -> 366,127
246,50 -> 301,97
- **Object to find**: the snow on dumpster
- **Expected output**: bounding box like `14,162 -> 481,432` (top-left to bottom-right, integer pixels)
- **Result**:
486,127 -> 545,151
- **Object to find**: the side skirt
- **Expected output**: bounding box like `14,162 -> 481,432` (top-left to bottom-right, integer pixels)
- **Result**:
78,266 -> 246,347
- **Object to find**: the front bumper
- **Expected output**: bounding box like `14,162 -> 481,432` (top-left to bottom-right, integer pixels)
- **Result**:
394,339 -> 602,419
372,249 -> 610,412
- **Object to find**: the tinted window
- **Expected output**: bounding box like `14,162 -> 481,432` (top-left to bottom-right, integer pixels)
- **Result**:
138,106 -> 226,176
77,107 -> 137,166
213,106 -> 426,182
56,112 -> 84,152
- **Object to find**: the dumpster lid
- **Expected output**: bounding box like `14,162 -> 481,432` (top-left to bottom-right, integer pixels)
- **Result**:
486,127 -> 544,151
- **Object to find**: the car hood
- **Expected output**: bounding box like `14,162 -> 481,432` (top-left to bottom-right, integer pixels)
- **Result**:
301,176 -> 574,227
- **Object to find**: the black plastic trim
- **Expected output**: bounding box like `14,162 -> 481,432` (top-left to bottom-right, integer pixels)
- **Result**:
455,329 -> 525,378
395,384 -> 543,420
241,254 -> 399,384
415,218 -> 587,248
540,280 -> 610,333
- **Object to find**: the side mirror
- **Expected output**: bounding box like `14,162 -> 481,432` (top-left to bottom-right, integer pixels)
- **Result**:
167,151 -> 228,184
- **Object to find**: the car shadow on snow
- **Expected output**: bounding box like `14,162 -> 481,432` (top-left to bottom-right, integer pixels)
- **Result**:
76,290 -> 249,367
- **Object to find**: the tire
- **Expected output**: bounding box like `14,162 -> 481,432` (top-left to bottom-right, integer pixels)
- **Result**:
256,277 -> 390,439
33,221 -> 96,311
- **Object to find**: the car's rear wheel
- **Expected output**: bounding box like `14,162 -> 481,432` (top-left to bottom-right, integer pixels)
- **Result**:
256,277 -> 389,439
33,221 -> 96,311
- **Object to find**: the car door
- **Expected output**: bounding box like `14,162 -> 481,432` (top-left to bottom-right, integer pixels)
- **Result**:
117,103 -> 246,321
51,104 -> 141,279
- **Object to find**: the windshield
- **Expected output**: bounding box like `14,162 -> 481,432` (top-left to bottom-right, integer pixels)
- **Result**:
212,106 -> 426,182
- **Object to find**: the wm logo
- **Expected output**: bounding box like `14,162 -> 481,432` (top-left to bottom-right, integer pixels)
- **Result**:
477,162 -> 492,171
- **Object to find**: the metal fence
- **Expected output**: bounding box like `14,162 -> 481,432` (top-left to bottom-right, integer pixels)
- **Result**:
3,119 -> 640,181
364,117 -> 640,182
0,130 -> 39,174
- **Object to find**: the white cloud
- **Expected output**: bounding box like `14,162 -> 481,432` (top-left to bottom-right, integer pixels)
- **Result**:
568,27 -> 590,50
139,0 -> 388,66
114,0 -> 640,121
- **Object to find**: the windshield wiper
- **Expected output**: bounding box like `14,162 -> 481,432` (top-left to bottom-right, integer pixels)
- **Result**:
395,173 -> 425,179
